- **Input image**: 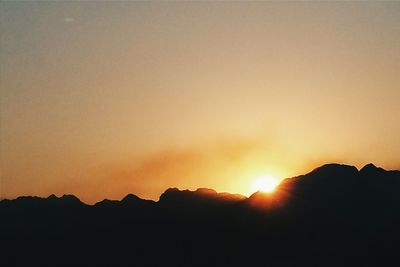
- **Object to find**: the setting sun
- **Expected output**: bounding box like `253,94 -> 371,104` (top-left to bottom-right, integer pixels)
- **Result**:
251,175 -> 280,193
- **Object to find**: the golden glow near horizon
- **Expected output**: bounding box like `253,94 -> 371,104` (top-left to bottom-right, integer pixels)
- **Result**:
1,2 -> 400,203
251,175 -> 280,194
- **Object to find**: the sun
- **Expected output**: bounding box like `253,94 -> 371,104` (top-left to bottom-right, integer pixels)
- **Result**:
251,175 -> 280,193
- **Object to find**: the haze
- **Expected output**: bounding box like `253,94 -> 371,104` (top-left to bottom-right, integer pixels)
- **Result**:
1,2 -> 399,203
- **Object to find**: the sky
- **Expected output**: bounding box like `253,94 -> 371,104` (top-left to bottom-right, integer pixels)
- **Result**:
1,1 -> 399,203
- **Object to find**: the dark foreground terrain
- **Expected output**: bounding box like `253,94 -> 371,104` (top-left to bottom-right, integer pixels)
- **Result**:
2,163 -> 400,267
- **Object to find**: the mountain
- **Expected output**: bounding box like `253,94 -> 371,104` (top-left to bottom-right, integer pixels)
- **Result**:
159,187 -> 246,206
1,163 -> 400,267
94,193 -> 156,208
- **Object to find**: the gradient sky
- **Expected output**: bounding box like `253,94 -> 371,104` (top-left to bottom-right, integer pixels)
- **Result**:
1,2 -> 399,203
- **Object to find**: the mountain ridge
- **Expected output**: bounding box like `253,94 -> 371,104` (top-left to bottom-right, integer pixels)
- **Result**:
2,163 -> 400,267
1,163 -> 399,206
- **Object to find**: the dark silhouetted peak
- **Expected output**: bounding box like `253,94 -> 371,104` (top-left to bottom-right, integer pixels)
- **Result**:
196,188 -> 217,195
159,188 -> 245,206
120,193 -> 155,208
309,163 -> 358,177
16,196 -> 43,201
193,188 -> 246,201
160,188 -> 186,200
0,194 -> 85,210
360,163 -> 385,174
45,194 -> 82,205
161,187 -> 180,198
160,187 -> 193,201
276,163 -> 363,209
60,194 -> 82,204
47,194 -> 58,200
292,163 -> 360,188
218,192 -> 247,201
362,163 -> 377,170
46,194 -> 83,206
121,193 -> 141,203
247,190 -> 286,209
159,188 -> 188,202
61,194 -> 77,199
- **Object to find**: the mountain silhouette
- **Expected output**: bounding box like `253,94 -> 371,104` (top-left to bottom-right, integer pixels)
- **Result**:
159,187 -> 246,207
1,163 -> 400,267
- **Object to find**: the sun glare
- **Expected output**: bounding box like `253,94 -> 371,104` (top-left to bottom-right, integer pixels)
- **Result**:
251,175 -> 280,193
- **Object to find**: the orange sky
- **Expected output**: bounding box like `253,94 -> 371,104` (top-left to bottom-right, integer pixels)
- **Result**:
1,2 -> 400,203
